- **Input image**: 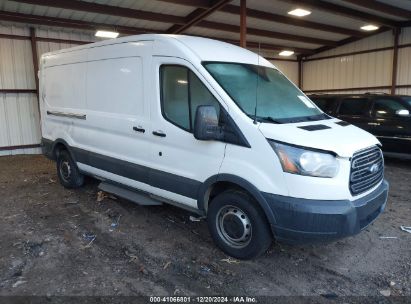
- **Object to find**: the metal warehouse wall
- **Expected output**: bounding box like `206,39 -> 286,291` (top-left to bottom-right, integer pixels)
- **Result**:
0,23 -> 95,156
302,27 -> 411,95
397,27 -> 411,96
0,24 -> 38,156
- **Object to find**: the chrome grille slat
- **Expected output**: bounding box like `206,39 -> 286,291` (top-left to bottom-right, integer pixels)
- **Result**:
352,158 -> 381,169
350,146 -> 384,195
352,181 -> 382,194
351,171 -> 384,191
351,153 -> 381,169
353,148 -> 379,157
351,159 -> 384,182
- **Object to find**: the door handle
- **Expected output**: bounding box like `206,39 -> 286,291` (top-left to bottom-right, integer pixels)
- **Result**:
368,122 -> 380,126
133,126 -> 145,133
152,130 -> 166,137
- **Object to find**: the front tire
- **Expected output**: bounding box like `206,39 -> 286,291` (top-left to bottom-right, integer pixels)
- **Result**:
207,190 -> 272,260
56,149 -> 84,189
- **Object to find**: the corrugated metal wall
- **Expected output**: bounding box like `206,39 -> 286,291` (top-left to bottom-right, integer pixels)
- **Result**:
397,27 -> 411,96
303,28 -> 411,95
36,27 -> 95,62
0,23 -> 95,156
0,24 -> 38,156
308,31 -> 393,59
303,50 -> 393,92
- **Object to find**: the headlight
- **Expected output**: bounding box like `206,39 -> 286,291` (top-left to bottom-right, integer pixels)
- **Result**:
268,140 -> 339,178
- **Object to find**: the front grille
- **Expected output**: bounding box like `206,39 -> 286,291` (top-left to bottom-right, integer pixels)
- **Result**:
350,146 -> 384,195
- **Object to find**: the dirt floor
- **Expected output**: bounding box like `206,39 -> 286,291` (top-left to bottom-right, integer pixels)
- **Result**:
0,155 -> 410,300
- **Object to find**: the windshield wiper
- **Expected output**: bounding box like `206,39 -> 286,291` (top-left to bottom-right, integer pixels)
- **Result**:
256,116 -> 283,124
249,114 -> 329,124
283,114 -> 330,123
305,113 -> 331,121
246,114 -> 282,123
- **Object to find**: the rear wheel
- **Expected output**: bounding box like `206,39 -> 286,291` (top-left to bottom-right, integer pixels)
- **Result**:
56,149 -> 84,189
207,190 -> 272,259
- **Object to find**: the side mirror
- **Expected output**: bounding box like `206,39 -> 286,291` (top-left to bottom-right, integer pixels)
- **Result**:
396,109 -> 410,116
194,105 -> 223,141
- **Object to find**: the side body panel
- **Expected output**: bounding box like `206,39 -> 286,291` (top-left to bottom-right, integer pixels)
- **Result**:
42,41 -> 155,194
76,42 -> 153,193
40,48 -> 88,147
368,97 -> 411,155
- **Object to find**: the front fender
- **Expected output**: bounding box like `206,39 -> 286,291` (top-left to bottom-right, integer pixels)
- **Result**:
197,174 -> 277,225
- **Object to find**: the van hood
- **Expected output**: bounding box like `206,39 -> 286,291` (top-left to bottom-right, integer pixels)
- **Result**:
258,118 -> 380,158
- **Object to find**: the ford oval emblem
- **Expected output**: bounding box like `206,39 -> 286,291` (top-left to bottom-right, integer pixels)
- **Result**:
369,163 -> 379,174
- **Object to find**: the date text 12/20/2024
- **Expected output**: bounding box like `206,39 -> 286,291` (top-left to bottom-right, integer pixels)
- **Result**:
150,297 -> 257,303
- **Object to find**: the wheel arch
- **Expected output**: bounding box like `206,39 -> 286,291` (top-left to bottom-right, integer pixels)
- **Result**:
197,174 -> 277,225
51,138 -> 77,163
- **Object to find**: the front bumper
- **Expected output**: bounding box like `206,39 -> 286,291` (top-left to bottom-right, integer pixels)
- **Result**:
262,180 -> 389,244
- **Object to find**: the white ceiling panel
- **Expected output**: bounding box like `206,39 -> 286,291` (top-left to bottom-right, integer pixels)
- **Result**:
244,0 -> 375,31
188,26 -> 320,49
206,11 -> 348,41
379,0 -> 411,11
82,0 -> 194,17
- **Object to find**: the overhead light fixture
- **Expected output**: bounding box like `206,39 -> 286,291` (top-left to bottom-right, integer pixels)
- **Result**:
279,50 -> 295,56
288,8 -> 311,17
360,24 -> 379,31
95,30 -> 119,38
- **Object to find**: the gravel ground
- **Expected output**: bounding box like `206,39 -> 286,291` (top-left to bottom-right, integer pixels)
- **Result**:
0,155 -> 410,301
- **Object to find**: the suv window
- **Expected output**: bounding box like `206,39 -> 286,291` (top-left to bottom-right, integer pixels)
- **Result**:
338,98 -> 368,116
160,65 -> 220,132
373,98 -> 408,117
402,97 -> 411,107
311,97 -> 334,113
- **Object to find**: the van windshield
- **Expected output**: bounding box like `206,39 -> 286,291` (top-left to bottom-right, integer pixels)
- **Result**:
203,62 -> 326,123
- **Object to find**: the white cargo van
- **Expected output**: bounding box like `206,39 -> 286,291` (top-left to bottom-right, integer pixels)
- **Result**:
40,34 -> 388,259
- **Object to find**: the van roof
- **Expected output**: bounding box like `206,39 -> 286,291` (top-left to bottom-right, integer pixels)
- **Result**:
41,34 -> 273,67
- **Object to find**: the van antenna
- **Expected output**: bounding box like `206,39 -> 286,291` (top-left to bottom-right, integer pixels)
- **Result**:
253,42 -> 260,125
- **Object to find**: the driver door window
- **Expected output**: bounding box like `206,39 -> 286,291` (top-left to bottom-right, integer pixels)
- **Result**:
338,98 -> 369,117
160,65 -> 220,132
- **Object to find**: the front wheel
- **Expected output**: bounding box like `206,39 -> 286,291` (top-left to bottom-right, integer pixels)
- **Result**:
56,149 -> 84,189
207,190 -> 272,260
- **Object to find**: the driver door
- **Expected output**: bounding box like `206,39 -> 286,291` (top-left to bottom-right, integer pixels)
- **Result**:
147,57 -> 227,209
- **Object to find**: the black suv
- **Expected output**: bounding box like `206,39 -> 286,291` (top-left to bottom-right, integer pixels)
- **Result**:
309,93 -> 411,158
